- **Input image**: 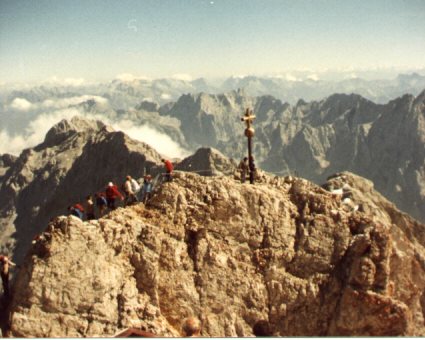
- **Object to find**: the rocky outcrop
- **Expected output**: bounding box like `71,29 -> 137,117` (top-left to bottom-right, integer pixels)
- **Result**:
6,171 -> 425,337
0,117 -> 164,263
0,154 -> 17,179
175,147 -> 237,176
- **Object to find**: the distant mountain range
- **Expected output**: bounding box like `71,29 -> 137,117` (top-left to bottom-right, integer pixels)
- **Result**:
156,90 -> 425,224
2,73 -> 425,110
1,74 -> 424,223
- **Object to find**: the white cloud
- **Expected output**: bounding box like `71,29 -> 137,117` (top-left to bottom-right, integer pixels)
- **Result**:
160,93 -> 172,100
43,76 -> 85,86
0,130 -> 27,155
285,74 -> 298,82
111,119 -> 190,159
64,78 -> 85,86
230,74 -> 247,79
2,101 -> 190,160
40,95 -> 108,109
10,98 -> 33,111
171,73 -> 193,82
115,73 -> 151,82
8,95 -> 109,113
307,74 -> 319,81
0,107 -> 83,155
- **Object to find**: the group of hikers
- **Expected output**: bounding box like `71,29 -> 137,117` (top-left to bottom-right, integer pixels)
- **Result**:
66,156 -> 251,223
67,159 -> 174,221
0,159 -> 174,301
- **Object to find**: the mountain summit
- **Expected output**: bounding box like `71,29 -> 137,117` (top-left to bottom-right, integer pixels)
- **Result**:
6,171 -> 425,337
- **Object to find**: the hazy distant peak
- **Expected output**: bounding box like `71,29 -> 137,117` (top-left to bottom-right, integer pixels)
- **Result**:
43,116 -> 107,146
136,100 -> 160,112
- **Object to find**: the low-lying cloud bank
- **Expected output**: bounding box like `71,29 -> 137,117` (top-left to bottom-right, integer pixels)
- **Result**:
0,96 -> 190,159
8,95 -> 109,112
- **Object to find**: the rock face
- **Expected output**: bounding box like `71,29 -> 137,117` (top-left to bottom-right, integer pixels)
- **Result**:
0,116 -> 164,263
7,171 -> 425,337
0,154 -> 17,181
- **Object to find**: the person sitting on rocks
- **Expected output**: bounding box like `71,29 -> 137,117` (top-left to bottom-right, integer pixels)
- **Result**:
162,159 -> 174,182
182,316 -> 201,337
68,203 -> 84,219
105,182 -> 124,210
85,195 -> 95,220
95,192 -> 107,217
140,174 -> 153,204
123,176 -> 138,206
0,254 -> 16,299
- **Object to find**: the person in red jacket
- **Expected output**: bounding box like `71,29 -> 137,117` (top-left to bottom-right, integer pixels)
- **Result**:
162,158 -> 174,182
105,182 -> 124,210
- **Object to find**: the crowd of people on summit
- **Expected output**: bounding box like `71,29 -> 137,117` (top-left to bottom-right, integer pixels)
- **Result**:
66,159 -> 173,221
0,159 -> 175,304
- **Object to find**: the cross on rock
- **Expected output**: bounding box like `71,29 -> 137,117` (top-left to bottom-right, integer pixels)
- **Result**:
241,108 -> 256,184
241,108 -> 256,130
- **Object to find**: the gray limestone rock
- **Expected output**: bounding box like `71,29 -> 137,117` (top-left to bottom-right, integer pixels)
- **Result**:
5,171 -> 425,337
0,116 -> 164,263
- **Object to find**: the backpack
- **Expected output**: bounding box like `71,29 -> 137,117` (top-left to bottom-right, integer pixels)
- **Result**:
74,203 -> 84,212
73,208 -> 83,219
131,178 -> 140,193
97,196 -> 107,206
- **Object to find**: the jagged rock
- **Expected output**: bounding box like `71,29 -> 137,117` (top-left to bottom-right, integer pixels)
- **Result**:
6,171 -> 425,337
136,100 -> 160,112
0,154 -> 17,181
0,116 -> 164,263
0,154 -> 18,169
175,147 -> 237,176
42,116 -> 109,147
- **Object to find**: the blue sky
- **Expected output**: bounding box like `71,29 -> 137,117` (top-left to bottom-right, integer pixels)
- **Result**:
1,0 -> 424,83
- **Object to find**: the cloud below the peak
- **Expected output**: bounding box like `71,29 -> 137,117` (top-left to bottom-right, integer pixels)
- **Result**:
1,101 -> 190,160
10,98 -> 33,111
111,120 -> 190,159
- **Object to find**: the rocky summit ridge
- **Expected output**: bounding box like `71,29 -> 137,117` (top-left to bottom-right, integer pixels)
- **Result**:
0,116 -> 164,263
5,170 -> 425,337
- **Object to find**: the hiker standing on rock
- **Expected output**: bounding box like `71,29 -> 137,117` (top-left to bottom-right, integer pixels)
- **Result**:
85,195 -> 95,220
140,174 -> 153,204
130,176 -> 141,197
123,176 -> 138,206
95,192 -> 107,217
238,157 -> 249,183
162,158 -> 174,182
0,255 -> 16,299
105,182 -> 124,210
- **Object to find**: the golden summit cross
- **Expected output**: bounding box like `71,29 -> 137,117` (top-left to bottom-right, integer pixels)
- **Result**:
241,108 -> 256,130
241,108 -> 256,184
